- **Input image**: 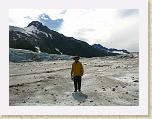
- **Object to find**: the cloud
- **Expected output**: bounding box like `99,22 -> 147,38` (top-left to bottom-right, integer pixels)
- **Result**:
38,13 -> 64,31
77,28 -> 96,32
59,10 -> 67,15
9,9 -> 65,27
74,28 -> 96,37
24,16 -> 33,20
58,9 -> 139,52
117,9 -> 139,18
72,28 -> 96,44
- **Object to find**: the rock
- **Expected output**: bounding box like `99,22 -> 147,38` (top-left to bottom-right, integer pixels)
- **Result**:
84,63 -> 87,65
102,87 -> 106,91
47,71 -> 52,73
126,92 -> 128,94
116,66 -> 120,69
20,83 -> 24,86
22,101 -> 26,103
90,101 -> 94,102
14,93 -> 19,95
122,86 -> 126,88
35,101 -> 39,103
133,80 -> 139,83
45,89 -> 47,91
112,88 -> 115,91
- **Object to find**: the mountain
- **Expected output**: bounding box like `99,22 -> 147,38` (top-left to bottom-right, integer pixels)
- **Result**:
9,21 -> 118,58
92,44 -> 129,54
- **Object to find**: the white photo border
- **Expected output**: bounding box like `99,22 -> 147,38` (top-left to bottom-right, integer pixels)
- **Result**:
0,0 -> 148,115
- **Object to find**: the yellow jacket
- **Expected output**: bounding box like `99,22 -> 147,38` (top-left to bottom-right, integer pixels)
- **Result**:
71,61 -> 84,76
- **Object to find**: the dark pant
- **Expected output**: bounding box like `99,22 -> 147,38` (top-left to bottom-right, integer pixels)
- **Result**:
74,76 -> 81,91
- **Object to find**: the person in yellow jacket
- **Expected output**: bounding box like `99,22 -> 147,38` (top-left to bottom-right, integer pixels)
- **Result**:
71,56 -> 84,92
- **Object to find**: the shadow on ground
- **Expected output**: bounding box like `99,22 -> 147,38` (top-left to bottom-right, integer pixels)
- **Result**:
72,92 -> 88,103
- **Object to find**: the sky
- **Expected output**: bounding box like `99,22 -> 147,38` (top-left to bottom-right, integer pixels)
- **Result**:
9,9 -> 139,52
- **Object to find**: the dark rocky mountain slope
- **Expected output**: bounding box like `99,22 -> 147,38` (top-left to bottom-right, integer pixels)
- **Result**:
9,21 -> 119,58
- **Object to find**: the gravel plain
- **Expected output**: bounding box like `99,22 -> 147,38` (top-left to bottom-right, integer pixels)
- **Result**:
9,53 -> 139,106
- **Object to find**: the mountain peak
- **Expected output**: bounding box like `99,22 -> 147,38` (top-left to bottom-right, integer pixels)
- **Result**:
27,21 -> 43,28
27,21 -> 51,33
92,44 -> 108,51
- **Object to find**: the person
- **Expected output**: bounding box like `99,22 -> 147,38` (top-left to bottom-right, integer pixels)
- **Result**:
71,56 -> 84,92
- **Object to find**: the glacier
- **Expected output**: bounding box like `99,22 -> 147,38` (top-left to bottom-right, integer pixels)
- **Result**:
9,48 -> 73,63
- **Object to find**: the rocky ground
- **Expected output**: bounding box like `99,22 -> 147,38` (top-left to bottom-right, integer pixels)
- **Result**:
9,53 -> 139,106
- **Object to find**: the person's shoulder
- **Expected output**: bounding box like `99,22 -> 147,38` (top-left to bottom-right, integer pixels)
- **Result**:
78,61 -> 82,64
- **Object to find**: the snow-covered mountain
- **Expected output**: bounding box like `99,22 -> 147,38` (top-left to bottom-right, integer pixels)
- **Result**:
92,44 -> 129,54
9,21 -> 119,58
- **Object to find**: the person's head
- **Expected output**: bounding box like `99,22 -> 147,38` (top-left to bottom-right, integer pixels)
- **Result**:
73,56 -> 79,62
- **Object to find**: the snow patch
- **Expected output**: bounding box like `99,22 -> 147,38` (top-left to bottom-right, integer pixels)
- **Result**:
112,51 -> 127,54
10,26 -> 30,36
10,25 -> 52,38
35,47 -> 41,53
49,34 -> 53,39
24,25 -> 38,33
55,48 -> 63,55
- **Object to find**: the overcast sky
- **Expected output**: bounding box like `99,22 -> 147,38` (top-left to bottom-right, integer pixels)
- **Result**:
9,9 -> 139,52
